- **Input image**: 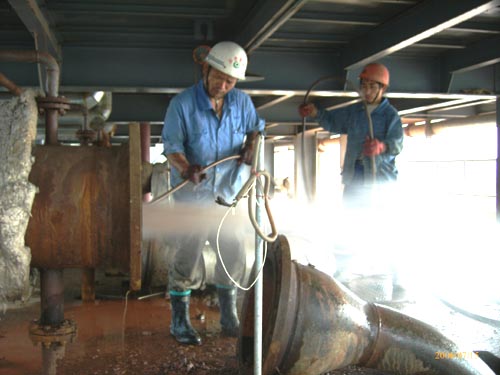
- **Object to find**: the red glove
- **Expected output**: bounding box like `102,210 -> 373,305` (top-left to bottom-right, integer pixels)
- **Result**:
363,137 -> 386,156
181,164 -> 206,184
298,103 -> 316,118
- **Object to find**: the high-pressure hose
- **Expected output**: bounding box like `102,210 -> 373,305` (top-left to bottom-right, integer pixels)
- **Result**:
346,79 -> 377,183
215,134 -> 278,290
233,134 -> 278,243
148,135 -> 278,243
148,156 -> 241,205
147,136 -> 277,291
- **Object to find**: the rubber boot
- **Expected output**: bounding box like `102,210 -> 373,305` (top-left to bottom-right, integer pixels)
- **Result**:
169,292 -> 202,345
217,287 -> 240,337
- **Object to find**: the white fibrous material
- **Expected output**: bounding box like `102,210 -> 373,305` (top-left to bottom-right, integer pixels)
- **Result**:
0,89 -> 38,304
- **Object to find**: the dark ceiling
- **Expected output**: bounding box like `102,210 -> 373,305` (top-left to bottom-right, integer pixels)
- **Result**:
1,0 -> 499,145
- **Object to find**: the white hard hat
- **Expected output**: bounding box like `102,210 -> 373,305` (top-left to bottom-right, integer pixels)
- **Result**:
205,41 -> 247,80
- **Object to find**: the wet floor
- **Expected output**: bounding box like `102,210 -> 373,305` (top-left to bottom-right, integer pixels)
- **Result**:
1,283 -> 499,375
0,291 -> 240,375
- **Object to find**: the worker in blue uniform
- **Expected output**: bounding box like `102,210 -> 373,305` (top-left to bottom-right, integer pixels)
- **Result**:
299,63 -> 404,207
299,63 -> 405,301
162,41 -> 265,345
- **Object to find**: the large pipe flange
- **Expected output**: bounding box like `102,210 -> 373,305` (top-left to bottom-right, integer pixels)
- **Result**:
36,96 -> 71,115
29,319 -> 77,347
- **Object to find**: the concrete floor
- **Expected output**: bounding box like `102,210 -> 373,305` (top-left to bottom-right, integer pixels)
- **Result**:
0,268 -> 499,375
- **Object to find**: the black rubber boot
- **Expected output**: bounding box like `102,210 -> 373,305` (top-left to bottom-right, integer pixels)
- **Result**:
217,287 -> 240,337
170,293 -> 202,345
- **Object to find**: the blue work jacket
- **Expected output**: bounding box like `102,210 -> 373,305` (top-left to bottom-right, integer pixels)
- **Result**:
162,80 -> 265,203
316,98 -> 403,185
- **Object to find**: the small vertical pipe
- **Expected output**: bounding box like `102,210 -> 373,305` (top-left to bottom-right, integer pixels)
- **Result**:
139,122 -> 152,291
41,344 -> 64,375
45,109 -> 58,145
40,269 -> 65,326
496,97 -> 499,223
253,134 -> 265,375
34,50 -> 63,325
140,122 -> 152,203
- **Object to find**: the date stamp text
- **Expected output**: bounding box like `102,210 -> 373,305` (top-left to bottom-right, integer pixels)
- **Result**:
435,351 -> 479,360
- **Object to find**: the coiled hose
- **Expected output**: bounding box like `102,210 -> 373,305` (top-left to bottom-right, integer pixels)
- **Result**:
147,136 -> 278,289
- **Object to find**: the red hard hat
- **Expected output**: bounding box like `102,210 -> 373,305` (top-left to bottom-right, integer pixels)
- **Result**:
359,63 -> 390,86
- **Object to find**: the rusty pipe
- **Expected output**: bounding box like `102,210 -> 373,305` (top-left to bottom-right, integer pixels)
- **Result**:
0,50 -> 59,96
0,50 -> 64,144
404,113 -> 496,137
42,344 -> 65,375
39,269 -> 65,326
44,107 -> 59,145
140,122 -> 152,203
361,304 -> 495,375
238,235 -> 495,375
0,72 -> 22,96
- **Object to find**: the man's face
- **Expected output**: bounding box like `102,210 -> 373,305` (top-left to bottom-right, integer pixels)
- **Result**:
360,79 -> 385,104
205,68 -> 237,100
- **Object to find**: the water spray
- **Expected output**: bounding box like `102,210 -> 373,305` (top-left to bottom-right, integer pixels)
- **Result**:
146,134 -> 278,289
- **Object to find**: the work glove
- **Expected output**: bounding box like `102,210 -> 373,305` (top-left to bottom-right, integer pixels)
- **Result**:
298,103 -> 317,118
363,137 -> 386,157
181,164 -> 206,184
238,140 -> 255,166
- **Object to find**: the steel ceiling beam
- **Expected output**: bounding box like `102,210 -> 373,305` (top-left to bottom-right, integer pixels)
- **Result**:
256,93 -> 295,110
444,34 -> 500,73
269,32 -> 349,45
235,0 -> 308,54
8,0 -> 61,60
451,23 -> 500,35
42,3 -> 228,18
340,0 -> 500,70
397,98 -> 486,116
290,13 -> 378,27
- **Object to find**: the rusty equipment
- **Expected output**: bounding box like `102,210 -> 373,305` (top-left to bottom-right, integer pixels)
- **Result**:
26,123 -> 143,291
238,235 -> 495,375
3,49 -> 143,374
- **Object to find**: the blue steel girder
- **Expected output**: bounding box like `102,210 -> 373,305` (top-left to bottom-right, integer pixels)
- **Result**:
7,0 -> 61,61
444,34 -> 500,74
339,0 -> 500,70
234,0 -> 308,54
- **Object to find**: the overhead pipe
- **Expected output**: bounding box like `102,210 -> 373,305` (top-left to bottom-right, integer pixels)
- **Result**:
0,50 -> 59,97
0,50 -> 68,145
238,235 -> 496,375
0,72 -> 22,96
404,113 -> 496,137
62,92 -> 113,124
84,91 -> 112,130
318,113 -> 497,151
69,92 -> 113,144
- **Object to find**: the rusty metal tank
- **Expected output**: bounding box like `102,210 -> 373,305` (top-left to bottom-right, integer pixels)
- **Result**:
25,123 -> 142,291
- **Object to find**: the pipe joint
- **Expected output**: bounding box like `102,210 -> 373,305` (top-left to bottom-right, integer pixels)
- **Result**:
36,96 -> 71,116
